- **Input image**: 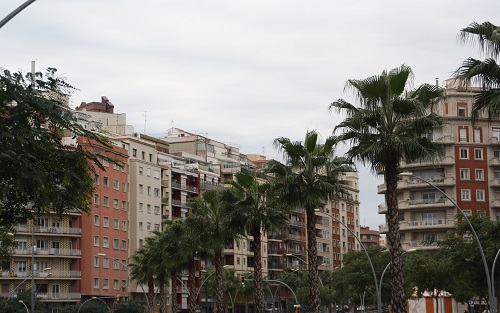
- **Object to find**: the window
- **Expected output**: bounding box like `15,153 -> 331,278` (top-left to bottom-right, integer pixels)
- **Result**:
154,206 -> 160,215
103,177 -> 109,187
94,278 -> 99,289
103,237 -> 109,248
147,222 -> 151,231
122,221 -> 127,231
459,128 -> 467,142
122,182 -> 126,191
147,168 -> 151,177
103,159 -> 109,167
113,163 -> 119,170
476,169 -> 484,181
139,203 -> 143,212
114,259 -> 120,269
94,236 -> 99,247
113,219 -> 119,229
147,204 -> 151,214
147,186 -> 151,195
103,278 -> 109,289
460,168 -> 470,180
154,188 -> 160,197
422,212 -> 437,225
423,233 -> 438,241
103,257 -> 109,268
139,167 -> 143,175
139,222 -> 143,230
459,148 -> 469,159
477,189 -> 485,201
114,280 -> 119,290
142,151 -> 145,159
93,256 -> 99,267
103,217 -> 109,228
132,148 -> 137,157
474,128 -> 481,143
154,170 -> 160,179
122,280 -> 127,290
94,215 -> 99,226
93,194 -> 99,205
495,150 -> 500,159
458,103 -> 467,117
114,239 -> 119,249
122,240 -> 127,250
149,153 -> 153,162
103,196 -> 109,207
475,148 -> 483,160
113,199 -> 119,209
461,189 -> 471,201
94,175 -> 99,185
113,179 -> 119,190
139,184 -> 143,194
154,223 -> 160,231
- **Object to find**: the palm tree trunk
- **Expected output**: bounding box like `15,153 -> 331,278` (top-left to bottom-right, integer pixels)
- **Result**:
148,275 -> 156,313
189,258 -> 197,313
159,274 -> 166,313
384,155 -> 405,313
214,248 -> 225,313
306,205 -> 321,313
252,227 -> 266,313
171,271 -> 179,313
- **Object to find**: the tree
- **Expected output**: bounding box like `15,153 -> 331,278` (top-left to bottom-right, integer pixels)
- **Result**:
129,243 -> 156,312
404,251 -> 454,313
0,290 -> 45,313
266,130 -> 354,313
114,299 -> 148,313
454,22 -> 500,121
188,189 -> 242,313
329,64 -> 444,313
224,170 -> 290,313
0,67 -> 115,258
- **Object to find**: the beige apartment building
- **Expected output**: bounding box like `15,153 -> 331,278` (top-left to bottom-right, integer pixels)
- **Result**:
378,79 -> 499,250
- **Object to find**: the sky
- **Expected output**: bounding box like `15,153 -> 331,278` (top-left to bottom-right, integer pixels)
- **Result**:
1,0 -> 499,231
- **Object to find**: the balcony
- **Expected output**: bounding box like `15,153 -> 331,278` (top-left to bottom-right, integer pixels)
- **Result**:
0,270 -> 81,278
161,197 -> 169,205
489,158 -> 500,167
15,225 -> 82,236
490,178 -> 500,188
489,136 -> 500,145
12,248 -> 81,257
399,219 -> 455,230
408,197 -> 446,206
288,220 -> 306,227
4,292 -> 81,301
268,248 -> 283,255
161,180 -> 169,187
491,200 -> 500,208
400,155 -> 455,169
200,181 -> 223,190
401,241 -> 439,251
283,233 -> 305,242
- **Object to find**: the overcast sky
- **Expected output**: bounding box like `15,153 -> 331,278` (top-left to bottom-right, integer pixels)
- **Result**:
1,0 -> 499,231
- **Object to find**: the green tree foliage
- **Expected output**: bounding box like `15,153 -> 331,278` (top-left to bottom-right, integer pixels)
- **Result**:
223,170 -> 290,313
114,299 -> 148,313
0,290 -> 45,313
454,22 -> 500,121
438,214 -> 500,304
330,64 -> 444,313
0,67 -> 116,258
188,189 -> 242,313
266,130 -> 354,313
404,251 -> 454,313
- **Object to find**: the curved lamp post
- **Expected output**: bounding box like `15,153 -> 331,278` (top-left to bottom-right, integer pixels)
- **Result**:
399,172 -> 493,313
19,300 -> 29,313
491,249 -> 500,313
77,297 -> 110,313
0,0 -> 37,29
314,209 -> 382,313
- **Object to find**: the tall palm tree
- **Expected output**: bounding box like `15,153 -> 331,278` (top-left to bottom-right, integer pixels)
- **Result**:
129,244 -> 156,313
329,64 -> 444,313
266,131 -> 354,313
188,189 -> 242,313
224,171 -> 290,313
455,21 -> 500,121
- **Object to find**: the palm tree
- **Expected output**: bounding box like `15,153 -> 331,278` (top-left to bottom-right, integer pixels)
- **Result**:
129,244 -> 156,313
188,189 -> 242,313
266,131 -> 354,313
455,21 -> 500,121
224,171 -> 290,313
329,64 -> 444,313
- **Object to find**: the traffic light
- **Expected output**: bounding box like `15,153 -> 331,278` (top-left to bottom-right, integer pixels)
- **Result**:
116,294 -> 121,302
240,275 -> 245,286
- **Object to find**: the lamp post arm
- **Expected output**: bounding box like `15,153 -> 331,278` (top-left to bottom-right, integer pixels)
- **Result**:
491,249 -> 500,313
408,175 -> 493,311
0,0 -> 37,29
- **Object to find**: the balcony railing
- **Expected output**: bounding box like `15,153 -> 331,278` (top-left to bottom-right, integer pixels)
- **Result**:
2,292 -> 81,300
12,248 -> 81,256
15,225 -> 82,235
408,197 -> 446,206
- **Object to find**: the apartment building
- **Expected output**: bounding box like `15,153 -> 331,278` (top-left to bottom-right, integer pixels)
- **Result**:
378,79 -> 498,250
360,226 -> 380,248
79,138 -> 130,304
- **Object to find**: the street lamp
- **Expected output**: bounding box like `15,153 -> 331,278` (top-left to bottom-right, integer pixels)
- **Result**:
10,267 -> 51,299
196,265 -> 229,310
19,300 -> 29,313
399,172 -> 493,313
77,297 -> 111,313
0,0 -> 37,29
378,249 -> 416,311
314,209 -> 381,313
491,249 -> 500,313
